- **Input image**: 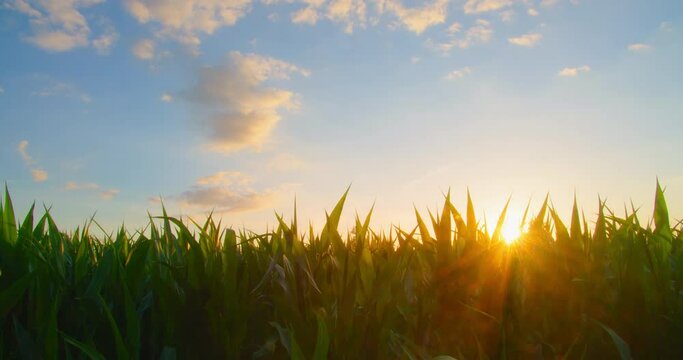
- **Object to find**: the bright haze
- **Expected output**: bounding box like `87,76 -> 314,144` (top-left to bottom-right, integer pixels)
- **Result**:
1,0 -> 682,232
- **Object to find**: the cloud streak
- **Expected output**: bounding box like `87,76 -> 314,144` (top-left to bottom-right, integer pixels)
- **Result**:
63,181 -> 120,200
8,0 -> 114,53
125,0 -> 252,52
508,33 -> 542,47
177,171 -> 279,213
558,65 -> 591,77
17,140 -> 48,182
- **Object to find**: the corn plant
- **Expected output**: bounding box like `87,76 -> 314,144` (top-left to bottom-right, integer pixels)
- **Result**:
1,183 -> 682,359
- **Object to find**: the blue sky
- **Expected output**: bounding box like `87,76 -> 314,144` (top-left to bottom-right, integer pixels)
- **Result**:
1,0 -> 682,232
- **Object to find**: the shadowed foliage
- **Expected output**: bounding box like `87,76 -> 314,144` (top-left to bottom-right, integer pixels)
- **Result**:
1,183 -> 683,359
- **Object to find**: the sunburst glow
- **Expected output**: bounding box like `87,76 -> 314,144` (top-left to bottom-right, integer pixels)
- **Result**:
501,222 -> 522,245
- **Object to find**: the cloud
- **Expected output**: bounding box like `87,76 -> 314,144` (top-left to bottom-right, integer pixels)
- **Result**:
185,51 -> 309,153
428,19 -> 493,53
31,169 -> 48,182
17,140 -> 49,182
92,18 -> 119,55
558,65 -> 590,77
627,43 -> 652,53
161,93 -> 173,102
17,140 -> 33,164
31,77 -> 92,103
267,153 -> 308,172
63,181 -> 119,200
99,189 -> 120,200
527,8 -> 539,16
325,0 -> 367,34
132,39 -> 155,60
64,181 -> 99,190
0,86 -> 4,94
410,56 -> 420,64
292,6 -> 319,25
125,0 -> 253,51
464,0 -> 512,14
177,171 -> 277,212
382,0 -> 448,34
508,32 -> 542,47
7,0 -> 110,52
444,66 -> 471,80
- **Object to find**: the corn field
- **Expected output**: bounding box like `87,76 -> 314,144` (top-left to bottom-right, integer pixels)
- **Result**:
1,183 -> 682,359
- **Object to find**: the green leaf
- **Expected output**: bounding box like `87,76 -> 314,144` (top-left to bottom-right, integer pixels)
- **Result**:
1,185 -> 18,245
0,273 -> 33,317
62,333 -> 106,360
593,319 -> 632,360
312,310 -> 330,360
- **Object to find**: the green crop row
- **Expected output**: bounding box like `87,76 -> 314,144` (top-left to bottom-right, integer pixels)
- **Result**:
1,183 -> 682,359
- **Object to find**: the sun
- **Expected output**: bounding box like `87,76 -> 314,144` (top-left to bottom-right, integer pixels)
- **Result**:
501,221 -> 522,245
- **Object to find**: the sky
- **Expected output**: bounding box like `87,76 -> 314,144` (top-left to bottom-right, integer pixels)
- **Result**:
1,0 -> 682,234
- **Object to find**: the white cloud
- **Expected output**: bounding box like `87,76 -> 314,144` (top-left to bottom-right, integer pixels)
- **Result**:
428,19 -> 493,53
32,78 -> 92,103
17,140 -> 33,164
540,0 -> 558,6
325,0 -> 367,34
292,6 -> 319,25
132,39 -> 155,60
92,18 -> 119,55
17,140 -> 49,182
31,169 -> 48,182
444,66 -> 471,80
64,181 -> 100,190
8,0 -> 109,52
125,0 -> 253,51
382,0 -> 448,34
63,181 -> 119,200
508,32 -> 542,47
178,171 -> 277,212
161,93 -> 173,102
99,189 -> 120,200
558,65 -> 590,77
627,43 -> 651,53
527,8 -> 539,16
185,51 -> 309,153
499,9 -> 515,22
464,0 -> 512,14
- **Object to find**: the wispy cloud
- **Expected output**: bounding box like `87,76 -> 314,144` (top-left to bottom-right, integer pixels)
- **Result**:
160,93 -> 173,102
508,33 -> 542,47
627,43 -> 652,53
185,51 -> 310,153
444,66 -> 472,80
17,140 -> 48,182
558,65 -> 591,77
92,17 -> 119,55
31,169 -> 48,182
464,0 -> 512,14
63,181 -> 120,200
31,76 -> 92,103
177,171 -> 278,212
7,0 -> 112,53
382,0 -> 448,34
427,19 -> 493,54
125,0 -> 253,53
132,39 -> 155,60
527,8 -> 539,16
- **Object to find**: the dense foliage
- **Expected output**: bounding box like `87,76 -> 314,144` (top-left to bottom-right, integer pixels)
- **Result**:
1,184 -> 682,359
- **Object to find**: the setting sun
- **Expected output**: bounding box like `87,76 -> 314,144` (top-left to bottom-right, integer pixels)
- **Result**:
501,222 -> 522,245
